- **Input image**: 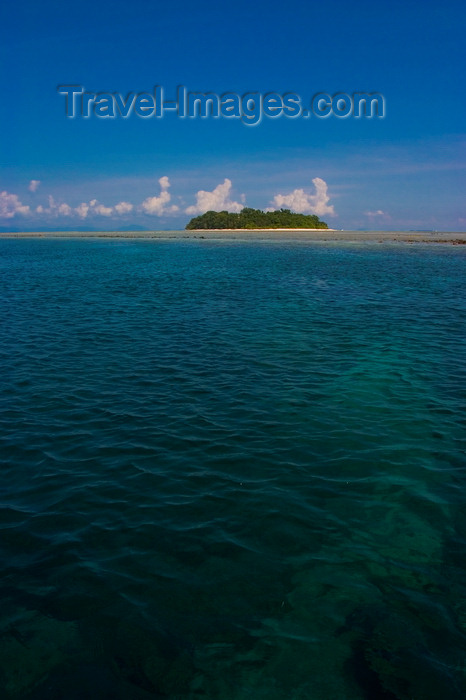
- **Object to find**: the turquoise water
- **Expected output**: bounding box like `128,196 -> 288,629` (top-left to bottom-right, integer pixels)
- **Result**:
1,238 -> 465,699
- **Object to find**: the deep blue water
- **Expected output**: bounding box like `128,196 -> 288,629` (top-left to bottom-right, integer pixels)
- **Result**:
0,237 -> 465,699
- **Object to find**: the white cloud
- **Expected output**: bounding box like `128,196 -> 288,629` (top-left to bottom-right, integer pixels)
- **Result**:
75,199 -> 134,218
0,191 -> 30,218
75,202 -> 90,219
0,184 -> 149,222
185,178 -> 243,215
75,200 -> 112,218
34,195 -> 135,219
92,202 -> 113,216
58,203 -> 72,216
268,177 -> 335,217
365,209 -> 391,221
365,209 -> 386,217
38,195 -> 57,215
141,176 -> 179,215
114,201 -> 133,215
35,195 -> 68,217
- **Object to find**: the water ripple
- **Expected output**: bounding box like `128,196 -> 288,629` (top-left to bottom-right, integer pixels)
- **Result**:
0,239 -> 465,698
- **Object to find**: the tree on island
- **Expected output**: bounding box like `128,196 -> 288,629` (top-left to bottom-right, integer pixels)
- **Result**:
185,207 -> 328,230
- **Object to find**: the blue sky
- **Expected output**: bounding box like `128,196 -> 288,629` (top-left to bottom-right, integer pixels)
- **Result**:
1,0 -> 465,230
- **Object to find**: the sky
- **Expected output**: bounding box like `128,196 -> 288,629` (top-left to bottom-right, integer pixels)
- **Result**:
1,0 -> 465,231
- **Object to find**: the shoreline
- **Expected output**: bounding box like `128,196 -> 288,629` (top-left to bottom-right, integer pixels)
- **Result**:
1,229 -> 466,244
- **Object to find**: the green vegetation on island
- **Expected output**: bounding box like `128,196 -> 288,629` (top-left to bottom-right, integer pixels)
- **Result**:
185,208 -> 328,230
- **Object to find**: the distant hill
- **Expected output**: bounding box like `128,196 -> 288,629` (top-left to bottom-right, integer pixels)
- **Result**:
186,208 -> 328,230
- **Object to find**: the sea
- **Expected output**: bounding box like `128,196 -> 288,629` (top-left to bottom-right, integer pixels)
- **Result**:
0,236 -> 465,699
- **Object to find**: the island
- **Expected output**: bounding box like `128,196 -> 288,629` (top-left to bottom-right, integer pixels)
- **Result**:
185,207 -> 328,230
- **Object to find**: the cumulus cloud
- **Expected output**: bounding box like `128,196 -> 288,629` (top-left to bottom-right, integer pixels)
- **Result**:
75,200 -> 110,218
58,203 -> 72,216
89,200 -> 113,216
185,178 -> 243,215
268,177 -> 335,217
1,186 -> 140,222
114,201 -> 133,215
0,191 -> 30,218
29,192 -> 135,219
74,199 -> 133,218
35,195 -> 65,217
75,202 -> 90,219
141,176 -> 179,215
